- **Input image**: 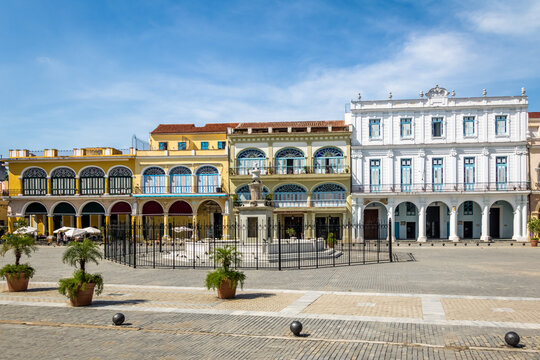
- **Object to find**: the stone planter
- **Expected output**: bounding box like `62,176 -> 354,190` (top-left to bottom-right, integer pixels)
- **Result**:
217,280 -> 237,299
5,272 -> 30,292
69,283 -> 96,307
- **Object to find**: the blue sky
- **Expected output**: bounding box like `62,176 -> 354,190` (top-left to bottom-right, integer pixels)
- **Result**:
1,0 -> 539,156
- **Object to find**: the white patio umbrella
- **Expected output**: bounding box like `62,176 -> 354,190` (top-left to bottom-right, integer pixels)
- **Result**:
173,226 -> 193,233
64,228 -> 87,238
53,226 -> 73,234
14,226 -> 38,235
82,227 -> 101,235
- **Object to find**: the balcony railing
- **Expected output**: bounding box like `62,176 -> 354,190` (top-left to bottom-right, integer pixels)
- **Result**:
132,186 -> 223,195
352,182 -> 530,193
230,165 -> 349,176
311,192 -> 347,207
2,188 -> 132,197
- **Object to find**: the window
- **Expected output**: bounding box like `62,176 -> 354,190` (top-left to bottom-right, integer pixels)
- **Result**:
463,201 -> 473,215
218,141 -> 226,149
158,142 -> 168,150
406,202 -> 416,216
464,157 -> 475,191
178,142 -> 186,150
400,158 -> 412,192
369,159 -> 381,192
495,115 -> 507,135
463,116 -> 475,136
496,156 -> 507,190
201,142 -> 209,150
369,119 -> 381,139
432,117 -> 443,137
400,118 -> 412,138
432,158 -> 443,191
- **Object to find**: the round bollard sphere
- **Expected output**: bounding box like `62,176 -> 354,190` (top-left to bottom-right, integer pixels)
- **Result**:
505,332 -> 520,347
290,321 -> 303,336
112,313 -> 125,326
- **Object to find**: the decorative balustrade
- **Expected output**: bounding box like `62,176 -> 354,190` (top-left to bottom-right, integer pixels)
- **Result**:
352,182 -> 530,193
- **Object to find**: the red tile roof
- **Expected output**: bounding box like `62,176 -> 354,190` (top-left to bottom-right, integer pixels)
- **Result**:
151,123 -> 238,134
530,112 -> 540,118
234,120 -> 346,129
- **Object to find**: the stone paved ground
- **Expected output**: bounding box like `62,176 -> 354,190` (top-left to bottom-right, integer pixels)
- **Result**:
0,245 -> 539,359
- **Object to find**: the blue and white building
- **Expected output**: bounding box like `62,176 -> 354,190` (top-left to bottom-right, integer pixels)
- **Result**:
347,86 -> 529,242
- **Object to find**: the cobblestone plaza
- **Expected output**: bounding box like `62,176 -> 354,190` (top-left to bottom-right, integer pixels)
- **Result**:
1,245 -> 539,359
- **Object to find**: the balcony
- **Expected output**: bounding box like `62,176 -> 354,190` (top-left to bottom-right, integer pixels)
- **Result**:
352,182 -> 530,194
2,186 -> 132,197
230,165 -> 349,176
132,186 -> 223,195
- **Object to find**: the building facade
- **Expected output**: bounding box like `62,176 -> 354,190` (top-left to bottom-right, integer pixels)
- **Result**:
228,121 -> 352,240
4,148 -> 136,235
132,123 -> 235,239
347,86 -> 529,242
528,112 -> 540,224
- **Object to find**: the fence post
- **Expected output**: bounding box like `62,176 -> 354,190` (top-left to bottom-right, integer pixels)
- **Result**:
133,223 -> 137,269
278,219 -> 282,271
152,224 -> 156,269
348,222 -> 351,266
388,218 -> 393,263
172,222 -> 176,270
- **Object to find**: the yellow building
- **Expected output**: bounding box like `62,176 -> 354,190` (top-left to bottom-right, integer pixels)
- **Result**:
0,162 -> 7,234
528,112 -> 540,225
228,120 -> 352,241
4,148 -> 136,236
132,123 -> 235,239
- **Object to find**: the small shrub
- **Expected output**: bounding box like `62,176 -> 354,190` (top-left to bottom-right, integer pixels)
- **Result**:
0,264 -> 35,279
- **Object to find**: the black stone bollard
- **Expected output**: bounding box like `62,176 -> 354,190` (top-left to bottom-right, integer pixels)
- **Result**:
290,321 -> 303,336
505,332 -> 520,347
112,313 -> 125,326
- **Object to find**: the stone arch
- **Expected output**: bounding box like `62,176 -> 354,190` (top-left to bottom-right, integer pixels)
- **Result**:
456,200 -> 482,239
107,166 -> 133,177
312,183 -> 347,207
23,202 -> 48,215
425,201 -> 451,239
393,201 -> 419,240
21,167 -> 48,196
235,184 -> 269,201
489,200 -> 514,239
21,167 -> 47,178
50,167 -> 76,195
78,165 -> 105,178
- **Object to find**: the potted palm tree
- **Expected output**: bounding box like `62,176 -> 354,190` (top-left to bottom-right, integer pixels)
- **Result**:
58,238 -> 104,306
0,233 -> 37,292
326,232 -> 337,248
205,246 -> 246,299
527,217 -> 540,247
286,227 -> 296,239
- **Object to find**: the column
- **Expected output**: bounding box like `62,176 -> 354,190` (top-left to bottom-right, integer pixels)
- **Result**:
303,213 -> 308,239
481,204 -> 491,242
512,204 -> 521,241
387,204 -> 394,242
273,213 -> 278,240
449,205 -> 459,242
223,214 -> 230,239
310,212 -> 316,240
192,215 -> 198,241
75,177 -> 80,195
417,204 -> 427,242
8,217 -> 15,234
76,216 -> 82,229
357,202 -> 364,243
47,177 -> 52,195
163,214 -> 169,240
192,174 -> 197,193
136,215 -> 142,243
104,176 -> 109,195
307,192 -> 312,207
521,202 -> 528,242
48,216 -> 53,237
343,212 -> 350,243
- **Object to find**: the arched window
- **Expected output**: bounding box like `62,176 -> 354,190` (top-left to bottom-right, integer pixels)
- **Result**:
109,167 -> 132,195
274,184 -> 307,208
22,168 -> 47,196
170,166 -> 192,194
235,184 -> 269,201
51,168 -> 76,195
312,183 -> 346,207
313,147 -> 345,174
237,149 -> 266,175
196,166 -> 219,193
275,148 -> 305,175
80,167 -> 105,195
143,167 -> 166,194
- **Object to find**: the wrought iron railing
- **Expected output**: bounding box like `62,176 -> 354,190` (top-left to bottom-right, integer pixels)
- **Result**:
104,222 -> 394,270
353,182 -> 530,193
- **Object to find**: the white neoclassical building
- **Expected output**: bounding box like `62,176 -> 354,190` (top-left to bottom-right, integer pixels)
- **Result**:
346,85 -> 529,242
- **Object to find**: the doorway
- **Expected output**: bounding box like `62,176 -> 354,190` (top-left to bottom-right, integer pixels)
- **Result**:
463,221 -> 473,238
426,206 -> 440,239
406,222 -> 416,239
364,209 -> 379,239
284,216 -> 303,238
489,208 -> 500,238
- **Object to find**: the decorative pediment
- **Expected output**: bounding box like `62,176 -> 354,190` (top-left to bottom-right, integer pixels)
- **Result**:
425,85 -> 449,99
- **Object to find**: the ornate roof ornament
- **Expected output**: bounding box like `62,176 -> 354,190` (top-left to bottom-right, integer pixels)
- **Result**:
451,90 -> 456,98
419,90 -> 424,98
449,148 -> 457,157
425,85 -> 449,99
522,87 -> 526,96
483,89 -> 487,97
357,93 -> 361,101
388,92 -> 393,100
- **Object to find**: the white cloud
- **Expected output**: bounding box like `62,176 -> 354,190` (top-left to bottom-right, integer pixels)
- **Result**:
464,0 -> 540,36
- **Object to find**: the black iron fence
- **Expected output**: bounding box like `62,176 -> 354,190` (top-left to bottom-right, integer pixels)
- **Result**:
104,221 -> 393,270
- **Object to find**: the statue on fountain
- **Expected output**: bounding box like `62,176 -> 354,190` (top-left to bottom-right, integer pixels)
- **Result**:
248,164 -> 263,204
